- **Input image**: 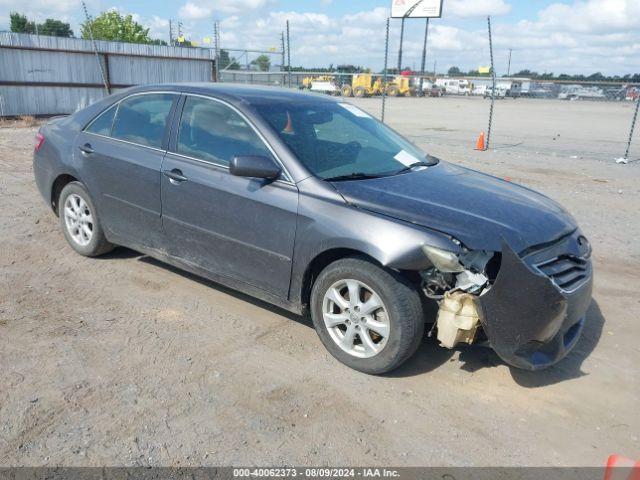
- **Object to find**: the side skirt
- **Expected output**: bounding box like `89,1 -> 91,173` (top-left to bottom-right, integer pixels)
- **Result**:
108,236 -> 304,316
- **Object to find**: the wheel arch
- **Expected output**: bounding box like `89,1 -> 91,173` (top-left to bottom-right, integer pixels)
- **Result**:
300,248 -> 381,308
51,173 -> 79,215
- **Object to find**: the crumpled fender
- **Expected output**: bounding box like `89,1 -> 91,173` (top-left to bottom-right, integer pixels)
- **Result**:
476,241 -> 592,370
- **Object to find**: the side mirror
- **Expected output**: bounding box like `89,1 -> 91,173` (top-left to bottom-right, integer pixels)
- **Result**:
230,155 -> 282,180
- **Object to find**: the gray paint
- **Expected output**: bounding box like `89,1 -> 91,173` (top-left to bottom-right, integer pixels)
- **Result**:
32,83 -> 593,369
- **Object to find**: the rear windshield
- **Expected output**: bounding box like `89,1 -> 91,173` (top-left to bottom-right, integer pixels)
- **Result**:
254,101 -> 434,180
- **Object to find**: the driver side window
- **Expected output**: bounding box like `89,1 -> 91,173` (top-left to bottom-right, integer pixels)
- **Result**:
177,96 -> 273,166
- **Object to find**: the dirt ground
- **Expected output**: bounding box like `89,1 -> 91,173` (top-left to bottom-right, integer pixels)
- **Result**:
0,97 -> 638,467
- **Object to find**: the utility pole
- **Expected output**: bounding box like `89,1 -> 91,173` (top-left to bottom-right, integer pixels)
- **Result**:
507,48 -> 513,77
419,18 -> 430,94
397,17 -> 405,73
213,21 -> 220,82
286,20 -> 291,88
169,20 -> 173,45
381,18 -> 390,123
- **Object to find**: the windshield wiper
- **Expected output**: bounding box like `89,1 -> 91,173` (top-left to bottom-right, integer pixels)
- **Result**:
394,156 -> 439,174
324,172 -> 387,182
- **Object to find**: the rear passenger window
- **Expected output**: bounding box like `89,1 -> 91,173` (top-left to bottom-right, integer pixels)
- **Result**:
177,96 -> 273,166
111,94 -> 175,148
86,104 -> 117,136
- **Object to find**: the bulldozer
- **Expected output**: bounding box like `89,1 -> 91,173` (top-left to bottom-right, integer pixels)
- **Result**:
340,73 -> 384,97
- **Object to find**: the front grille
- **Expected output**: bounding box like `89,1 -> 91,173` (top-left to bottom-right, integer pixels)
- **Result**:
534,255 -> 589,292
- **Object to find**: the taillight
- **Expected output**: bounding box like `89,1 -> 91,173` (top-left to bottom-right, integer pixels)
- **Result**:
34,132 -> 45,152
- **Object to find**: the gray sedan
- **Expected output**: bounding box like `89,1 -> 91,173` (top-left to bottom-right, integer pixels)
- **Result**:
33,83 -> 592,374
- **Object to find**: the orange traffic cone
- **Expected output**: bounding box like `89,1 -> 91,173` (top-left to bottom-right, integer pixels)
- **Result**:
475,131 -> 485,151
604,455 -> 640,480
283,111 -> 294,134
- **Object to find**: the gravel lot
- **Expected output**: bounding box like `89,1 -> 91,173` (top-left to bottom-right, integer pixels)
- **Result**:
1,96 -> 638,467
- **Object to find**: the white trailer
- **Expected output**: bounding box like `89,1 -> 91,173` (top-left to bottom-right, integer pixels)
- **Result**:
435,78 -> 471,95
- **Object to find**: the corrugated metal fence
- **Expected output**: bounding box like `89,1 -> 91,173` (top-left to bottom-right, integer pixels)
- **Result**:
0,32 -> 216,116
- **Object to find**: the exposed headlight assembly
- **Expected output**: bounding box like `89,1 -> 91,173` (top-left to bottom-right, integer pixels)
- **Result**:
421,245 -> 465,273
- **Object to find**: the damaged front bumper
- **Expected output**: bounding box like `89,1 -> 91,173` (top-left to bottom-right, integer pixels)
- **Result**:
477,239 -> 593,370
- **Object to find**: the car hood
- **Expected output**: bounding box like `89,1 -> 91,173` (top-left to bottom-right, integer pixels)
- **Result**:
330,161 -> 577,253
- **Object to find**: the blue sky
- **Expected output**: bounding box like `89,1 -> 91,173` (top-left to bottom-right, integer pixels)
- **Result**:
1,0 -> 639,75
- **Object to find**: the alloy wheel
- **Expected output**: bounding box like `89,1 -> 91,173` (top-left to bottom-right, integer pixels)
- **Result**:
322,279 -> 390,358
63,193 -> 94,246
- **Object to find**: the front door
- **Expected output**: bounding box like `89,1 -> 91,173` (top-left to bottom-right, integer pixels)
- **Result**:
161,95 -> 298,298
77,92 -> 177,249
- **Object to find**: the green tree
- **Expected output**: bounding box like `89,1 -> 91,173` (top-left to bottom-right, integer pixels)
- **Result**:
39,18 -> 73,37
219,50 -> 240,70
513,69 -> 538,78
81,11 -> 152,44
448,66 -> 462,76
250,54 -> 271,72
10,12 -> 73,37
10,12 -> 36,34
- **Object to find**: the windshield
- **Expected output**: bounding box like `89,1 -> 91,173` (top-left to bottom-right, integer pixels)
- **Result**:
254,101 -> 436,180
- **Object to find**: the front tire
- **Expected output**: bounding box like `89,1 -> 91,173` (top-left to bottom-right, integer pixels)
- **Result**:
311,257 -> 424,374
59,181 -> 114,257
353,86 -> 367,98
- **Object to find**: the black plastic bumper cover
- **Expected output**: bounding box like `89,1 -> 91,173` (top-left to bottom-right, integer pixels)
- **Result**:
477,241 -> 593,370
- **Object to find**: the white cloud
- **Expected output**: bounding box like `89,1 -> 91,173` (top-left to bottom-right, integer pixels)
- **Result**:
535,0 -> 640,33
343,6 -> 389,25
484,0 -> 640,74
213,0 -> 268,14
178,2 -> 211,20
446,0 -> 511,18
0,0 -> 95,28
179,0 -> 268,16
146,15 -> 170,41
1,0 -> 639,75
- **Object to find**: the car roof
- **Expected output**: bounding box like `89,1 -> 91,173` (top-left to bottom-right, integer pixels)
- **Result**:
126,82 -> 340,106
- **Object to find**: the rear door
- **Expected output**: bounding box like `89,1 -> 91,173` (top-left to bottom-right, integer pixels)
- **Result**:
160,94 -> 299,298
77,92 -> 178,249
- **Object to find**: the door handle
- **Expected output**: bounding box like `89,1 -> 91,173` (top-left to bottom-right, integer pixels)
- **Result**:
79,143 -> 94,155
163,168 -> 188,184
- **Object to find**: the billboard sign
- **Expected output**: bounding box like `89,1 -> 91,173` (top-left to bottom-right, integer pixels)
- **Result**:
391,0 -> 444,18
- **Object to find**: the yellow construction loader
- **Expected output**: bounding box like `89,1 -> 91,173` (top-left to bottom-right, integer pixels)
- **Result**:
340,73 -> 384,97
385,76 -> 415,97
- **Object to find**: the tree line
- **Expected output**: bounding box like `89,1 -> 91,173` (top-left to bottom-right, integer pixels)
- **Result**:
447,66 -> 640,83
10,11 -> 167,44
8,11 -> 276,71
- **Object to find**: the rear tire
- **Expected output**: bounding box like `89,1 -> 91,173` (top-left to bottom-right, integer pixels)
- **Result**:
311,257 -> 424,374
353,86 -> 367,98
386,84 -> 399,97
58,181 -> 114,257
341,85 -> 353,97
